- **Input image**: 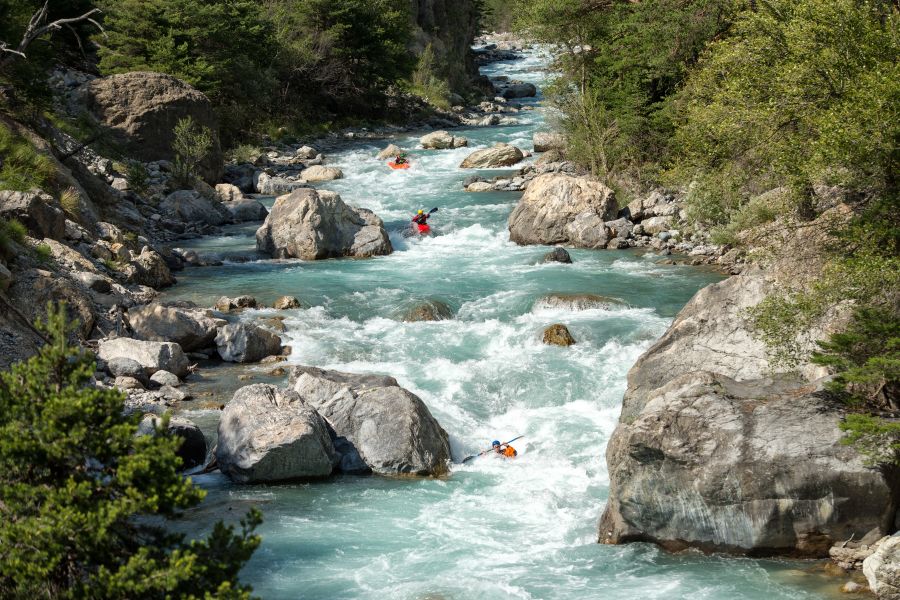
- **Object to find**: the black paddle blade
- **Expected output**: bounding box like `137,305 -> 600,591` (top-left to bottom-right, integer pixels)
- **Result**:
429,207 -> 439,213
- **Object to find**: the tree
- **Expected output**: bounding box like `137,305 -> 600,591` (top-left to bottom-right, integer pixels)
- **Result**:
0,304 -> 261,599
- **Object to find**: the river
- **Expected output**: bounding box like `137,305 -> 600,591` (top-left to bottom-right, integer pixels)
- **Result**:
163,49 -> 845,599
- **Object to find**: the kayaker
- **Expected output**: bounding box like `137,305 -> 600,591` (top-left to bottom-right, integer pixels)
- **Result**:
492,440 -> 517,458
394,153 -> 408,165
412,209 -> 430,226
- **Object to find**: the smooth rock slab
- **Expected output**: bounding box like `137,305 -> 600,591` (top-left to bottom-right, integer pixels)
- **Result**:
216,384 -> 336,482
459,143 -> 525,168
290,366 -> 451,476
128,304 -> 218,351
98,337 -> 190,377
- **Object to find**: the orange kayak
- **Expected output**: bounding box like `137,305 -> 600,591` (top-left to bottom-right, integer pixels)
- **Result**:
388,161 -> 410,170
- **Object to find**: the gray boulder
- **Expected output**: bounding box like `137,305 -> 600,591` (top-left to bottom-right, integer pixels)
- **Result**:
500,81 -> 537,99
533,132 -> 566,153
599,372 -> 890,557
215,295 -> 257,311
253,172 -> 308,195
74,271 -> 112,293
159,190 -> 230,226
128,304 -> 218,351
300,165 -> 343,182
508,173 -> 618,246
124,249 -> 176,289
420,130 -> 467,150
149,369 -> 181,387
459,143 -> 525,168
541,247 -> 572,263
255,188 -> 392,260
377,144 -> 404,160
215,323 -> 282,363
106,356 -> 146,381
290,366 -> 450,476
216,384 -> 336,482
224,198 -> 268,222
98,337 -> 190,377
0,190 -> 65,240
138,414 -> 208,470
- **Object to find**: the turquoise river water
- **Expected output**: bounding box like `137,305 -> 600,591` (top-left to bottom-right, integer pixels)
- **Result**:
165,50 -> 845,599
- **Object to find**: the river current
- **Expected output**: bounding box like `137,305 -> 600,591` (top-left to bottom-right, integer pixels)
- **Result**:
165,50 -> 844,599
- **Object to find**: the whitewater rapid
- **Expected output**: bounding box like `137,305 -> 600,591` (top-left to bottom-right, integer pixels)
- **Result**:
166,49 -> 844,599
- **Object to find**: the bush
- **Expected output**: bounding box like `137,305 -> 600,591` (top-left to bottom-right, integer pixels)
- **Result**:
0,303 -> 261,598
227,144 -> 262,165
0,217 -> 27,260
171,116 -> 212,189
124,160 -> 149,195
33,242 -> 52,264
410,44 -> 452,110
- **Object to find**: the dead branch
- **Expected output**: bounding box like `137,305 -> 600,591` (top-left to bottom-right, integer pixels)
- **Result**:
0,1 -> 103,70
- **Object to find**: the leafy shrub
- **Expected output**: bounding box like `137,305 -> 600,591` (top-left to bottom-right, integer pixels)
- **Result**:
125,160 -> 150,194
33,243 -> 52,264
171,116 -> 212,189
0,304 -> 261,597
0,217 -> 27,260
227,144 -> 262,165
410,44 -> 451,110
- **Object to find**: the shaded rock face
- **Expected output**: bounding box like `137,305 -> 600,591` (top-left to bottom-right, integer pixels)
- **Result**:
599,372 -> 891,557
599,208 -> 891,557
0,191 -> 65,240
401,300 -> 454,322
255,188 -> 392,260
216,384 -> 336,483
224,198 -> 267,222
160,190 -> 231,226
215,323 -> 282,363
290,366 -> 451,476
82,72 -> 223,182
128,304 -> 218,351
98,337 -> 190,377
508,173 -> 618,246
542,323 -> 576,346
138,414 -> 207,470
864,536 -> 900,599
459,143 -> 525,168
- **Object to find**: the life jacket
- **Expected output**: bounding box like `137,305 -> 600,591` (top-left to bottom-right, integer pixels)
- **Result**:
412,213 -> 428,224
502,445 -> 517,458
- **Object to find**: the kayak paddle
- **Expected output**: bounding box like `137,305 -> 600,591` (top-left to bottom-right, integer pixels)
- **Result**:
461,435 -> 524,463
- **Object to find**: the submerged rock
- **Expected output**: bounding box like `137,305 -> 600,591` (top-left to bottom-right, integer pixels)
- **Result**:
541,247 -> 572,264
290,366 -> 451,476
216,384 -> 336,482
508,173 -> 618,247
542,324 -> 576,346
255,188 -> 392,260
534,293 -> 623,312
401,300 -> 454,322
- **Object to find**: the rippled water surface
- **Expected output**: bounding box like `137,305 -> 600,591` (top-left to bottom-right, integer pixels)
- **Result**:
166,50 -> 846,599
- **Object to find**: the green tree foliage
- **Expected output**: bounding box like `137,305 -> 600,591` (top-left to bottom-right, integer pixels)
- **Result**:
171,116 -> 213,189
0,304 -> 261,599
481,0 -> 520,32
518,0 -> 738,181
674,0 -> 899,230
97,0 -> 278,137
264,0 -> 411,119
410,44 -> 451,110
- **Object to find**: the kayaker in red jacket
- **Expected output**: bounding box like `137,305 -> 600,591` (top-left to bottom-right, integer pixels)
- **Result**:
412,210 -> 429,225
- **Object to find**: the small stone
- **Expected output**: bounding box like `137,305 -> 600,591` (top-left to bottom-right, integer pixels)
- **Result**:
542,324 -> 576,346
840,581 -> 863,593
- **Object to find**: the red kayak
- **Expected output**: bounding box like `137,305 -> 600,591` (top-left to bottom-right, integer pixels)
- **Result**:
417,223 -> 431,235
388,161 -> 410,170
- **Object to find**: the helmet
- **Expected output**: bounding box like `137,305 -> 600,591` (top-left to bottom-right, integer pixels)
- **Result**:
492,440 -> 501,446
418,210 -> 424,214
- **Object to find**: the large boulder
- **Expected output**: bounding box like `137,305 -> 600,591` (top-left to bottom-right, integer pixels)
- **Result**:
377,144 -> 404,160
508,173 -> 618,246
159,190 -> 230,226
98,337 -> 190,377
125,249 -> 176,289
300,165 -> 343,182
0,190 -> 65,240
128,304 -> 218,351
253,172 -> 308,196
290,366 -> 451,476
216,384 -> 336,483
420,130 -> 468,150
599,371 -> 891,557
498,81 -> 537,99
255,188 -> 392,260
223,198 -> 268,222
215,323 -> 282,363
459,143 -> 525,168
864,536 -> 900,599
82,72 -> 223,182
